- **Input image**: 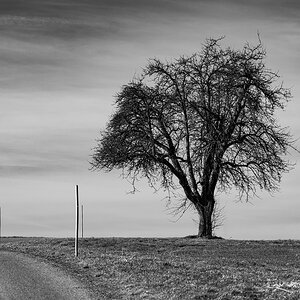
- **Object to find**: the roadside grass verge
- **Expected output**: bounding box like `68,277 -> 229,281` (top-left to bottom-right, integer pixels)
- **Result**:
1,237 -> 299,299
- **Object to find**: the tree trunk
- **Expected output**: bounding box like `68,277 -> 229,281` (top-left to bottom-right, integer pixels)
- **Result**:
197,200 -> 214,238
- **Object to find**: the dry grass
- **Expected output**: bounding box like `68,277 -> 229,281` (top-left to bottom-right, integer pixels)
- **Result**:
1,237 -> 300,299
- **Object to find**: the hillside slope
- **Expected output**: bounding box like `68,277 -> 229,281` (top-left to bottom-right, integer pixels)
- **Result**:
1,237 -> 299,299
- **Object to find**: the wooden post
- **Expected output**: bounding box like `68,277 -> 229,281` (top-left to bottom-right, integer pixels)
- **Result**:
75,185 -> 79,257
81,204 -> 83,239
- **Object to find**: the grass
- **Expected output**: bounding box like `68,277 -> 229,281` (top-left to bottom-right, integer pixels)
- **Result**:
1,237 -> 300,299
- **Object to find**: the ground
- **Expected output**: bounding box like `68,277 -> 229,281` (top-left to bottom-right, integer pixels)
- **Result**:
0,237 -> 299,299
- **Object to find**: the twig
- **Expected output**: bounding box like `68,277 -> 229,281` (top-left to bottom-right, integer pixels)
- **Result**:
267,286 -> 293,294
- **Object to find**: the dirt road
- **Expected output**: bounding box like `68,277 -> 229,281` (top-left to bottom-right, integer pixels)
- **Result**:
0,251 -> 92,300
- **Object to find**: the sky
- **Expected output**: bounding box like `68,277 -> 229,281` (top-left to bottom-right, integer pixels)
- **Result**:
1,0 -> 299,239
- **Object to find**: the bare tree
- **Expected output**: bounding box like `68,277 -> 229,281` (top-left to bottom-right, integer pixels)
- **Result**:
91,38 -> 296,238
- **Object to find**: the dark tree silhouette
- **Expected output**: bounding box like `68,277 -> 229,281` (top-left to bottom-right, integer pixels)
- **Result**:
91,38 -> 296,238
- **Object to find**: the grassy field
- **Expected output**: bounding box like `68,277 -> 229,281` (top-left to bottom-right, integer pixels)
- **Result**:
0,237 -> 299,299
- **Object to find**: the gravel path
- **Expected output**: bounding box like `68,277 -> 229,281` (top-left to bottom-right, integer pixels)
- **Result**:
0,251 -> 93,300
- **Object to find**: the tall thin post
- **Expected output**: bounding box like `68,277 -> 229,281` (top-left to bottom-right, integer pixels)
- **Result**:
0,206 -> 2,239
81,204 -> 84,239
75,185 -> 79,257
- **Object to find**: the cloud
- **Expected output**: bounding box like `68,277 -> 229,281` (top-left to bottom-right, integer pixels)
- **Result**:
0,165 -> 60,177
0,14 -> 120,43
0,0 -> 195,44
0,118 -> 94,178
1,0 -> 299,94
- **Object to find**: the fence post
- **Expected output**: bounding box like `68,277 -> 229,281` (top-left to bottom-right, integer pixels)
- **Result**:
75,185 -> 79,257
81,204 -> 84,239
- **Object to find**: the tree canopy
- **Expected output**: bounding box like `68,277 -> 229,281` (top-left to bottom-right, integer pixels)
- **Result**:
91,38 -> 295,237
